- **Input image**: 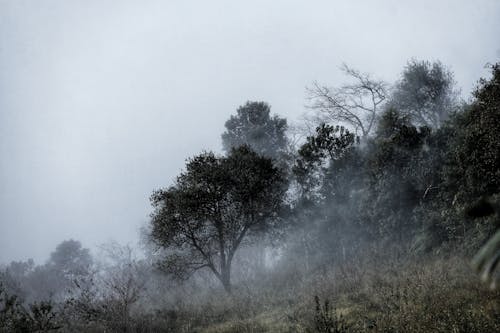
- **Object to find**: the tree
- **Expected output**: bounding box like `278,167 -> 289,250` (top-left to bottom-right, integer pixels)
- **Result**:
364,107 -> 433,240
442,63 -> 500,203
149,146 -> 287,292
0,259 -> 34,300
221,102 -> 289,273
293,123 -> 359,203
291,123 -> 362,268
221,101 -> 288,160
98,242 -> 147,331
46,240 -> 93,299
48,240 -> 93,280
391,59 -> 459,128
306,64 -> 388,138
1,241 -> 94,303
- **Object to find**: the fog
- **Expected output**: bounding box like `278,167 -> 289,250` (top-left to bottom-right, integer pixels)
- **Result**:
1,0 -> 499,264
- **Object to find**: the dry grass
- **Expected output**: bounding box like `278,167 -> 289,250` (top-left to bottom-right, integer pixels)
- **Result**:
28,251 -> 499,332
179,253 -> 500,333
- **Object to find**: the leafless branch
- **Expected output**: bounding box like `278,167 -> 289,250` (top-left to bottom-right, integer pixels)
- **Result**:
306,64 -> 388,137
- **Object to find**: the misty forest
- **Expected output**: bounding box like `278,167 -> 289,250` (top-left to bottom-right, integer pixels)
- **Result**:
2,58 -> 500,332
2,3 -> 500,333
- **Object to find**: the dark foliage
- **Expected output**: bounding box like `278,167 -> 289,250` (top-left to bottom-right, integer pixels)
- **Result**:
149,145 -> 287,292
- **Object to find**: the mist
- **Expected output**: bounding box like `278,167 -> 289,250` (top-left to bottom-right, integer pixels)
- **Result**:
1,2 -> 500,332
1,0 -> 498,263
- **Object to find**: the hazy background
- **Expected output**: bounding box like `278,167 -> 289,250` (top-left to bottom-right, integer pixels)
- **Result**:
1,0 -> 499,264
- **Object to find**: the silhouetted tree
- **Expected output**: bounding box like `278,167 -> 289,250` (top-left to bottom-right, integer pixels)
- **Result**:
149,146 -> 287,292
440,63 -> 500,205
364,108 -> 432,240
293,123 -> 359,203
290,123 -> 362,268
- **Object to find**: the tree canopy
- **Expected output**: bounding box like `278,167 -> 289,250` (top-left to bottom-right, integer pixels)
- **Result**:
390,59 -> 460,128
221,101 -> 288,160
149,146 -> 287,292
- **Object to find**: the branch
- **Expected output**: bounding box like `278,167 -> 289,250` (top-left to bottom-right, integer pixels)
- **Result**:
306,65 -> 387,137
229,224 -> 249,262
185,230 -> 218,277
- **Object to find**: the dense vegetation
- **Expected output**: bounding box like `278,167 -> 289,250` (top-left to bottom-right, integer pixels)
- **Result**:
1,60 -> 499,332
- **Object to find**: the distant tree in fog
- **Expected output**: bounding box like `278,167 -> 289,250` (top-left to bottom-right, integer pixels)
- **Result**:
48,239 -> 93,280
149,146 -> 286,293
98,242 -> 147,330
390,59 -> 460,128
0,259 -> 34,300
34,240 -> 93,301
0,240 -> 94,302
306,64 -> 388,138
221,101 -> 288,160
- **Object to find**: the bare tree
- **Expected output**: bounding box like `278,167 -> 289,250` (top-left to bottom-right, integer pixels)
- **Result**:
306,64 -> 388,138
98,242 -> 147,330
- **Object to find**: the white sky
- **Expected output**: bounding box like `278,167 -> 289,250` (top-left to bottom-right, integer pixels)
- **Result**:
1,0 -> 499,264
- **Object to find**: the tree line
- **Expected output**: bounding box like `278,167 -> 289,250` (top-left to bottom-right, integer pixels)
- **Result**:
148,60 -> 500,292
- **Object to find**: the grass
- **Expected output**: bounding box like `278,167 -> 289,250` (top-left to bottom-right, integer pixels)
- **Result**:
5,250 -> 498,332
180,254 -> 500,333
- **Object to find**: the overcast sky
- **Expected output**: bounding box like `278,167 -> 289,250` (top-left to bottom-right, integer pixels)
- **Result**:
1,0 -> 499,264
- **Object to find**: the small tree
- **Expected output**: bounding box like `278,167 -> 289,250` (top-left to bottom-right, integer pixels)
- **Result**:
149,146 -> 287,292
306,64 -> 388,138
98,242 -> 147,331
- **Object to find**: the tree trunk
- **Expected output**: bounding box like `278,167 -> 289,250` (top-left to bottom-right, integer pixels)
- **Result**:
221,263 -> 232,294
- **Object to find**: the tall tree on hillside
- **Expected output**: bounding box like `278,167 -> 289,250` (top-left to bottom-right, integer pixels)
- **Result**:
291,123 -> 362,268
222,101 -> 289,273
363,107 -> 433,240
221,101 -> 288,160
443,63 -> 500,202
293,123 -> 359,203
149,146 -> 286,293
391,59 -> 460,128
